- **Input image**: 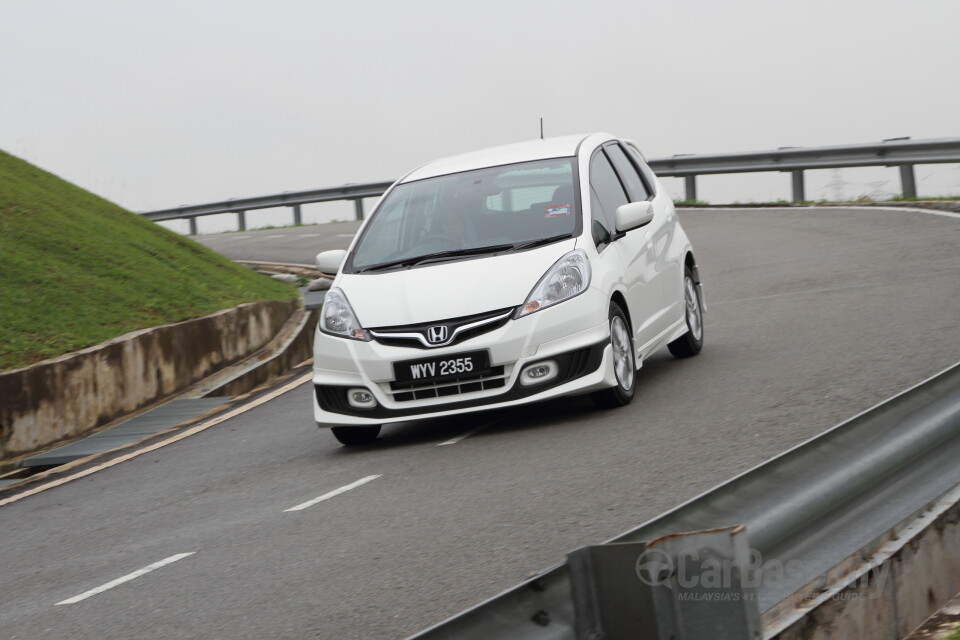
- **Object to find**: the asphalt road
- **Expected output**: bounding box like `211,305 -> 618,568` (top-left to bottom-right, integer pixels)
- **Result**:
194,220 -> 363,265
2,207 -> 958,640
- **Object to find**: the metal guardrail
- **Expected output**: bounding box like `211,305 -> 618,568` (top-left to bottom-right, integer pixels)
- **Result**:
650,136 -> 960,202
403,360 -> 960,639
141,180 -> 394,235
139,137 -> 960,233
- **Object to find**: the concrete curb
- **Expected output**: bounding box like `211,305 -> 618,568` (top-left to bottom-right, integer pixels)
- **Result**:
676,200 -> 960,216
0,364 -> 314,502
767,481 -> 960,640
185,305 -> 319,398
0,299 -> 298,464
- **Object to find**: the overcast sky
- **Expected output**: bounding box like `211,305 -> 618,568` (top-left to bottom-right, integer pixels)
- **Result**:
2,0 -> 958,231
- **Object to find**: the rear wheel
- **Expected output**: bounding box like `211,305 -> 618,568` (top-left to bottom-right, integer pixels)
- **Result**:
331,425 -> 381,445
591,302 -> 637,409
667,267 -> 704,359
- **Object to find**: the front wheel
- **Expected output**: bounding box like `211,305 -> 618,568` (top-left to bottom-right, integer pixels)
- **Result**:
591,302 -> 637,409
331,425 -> 381,445
667,267 -> 704,359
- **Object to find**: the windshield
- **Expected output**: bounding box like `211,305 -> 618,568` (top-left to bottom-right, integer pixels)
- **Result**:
348,158 -> 579,272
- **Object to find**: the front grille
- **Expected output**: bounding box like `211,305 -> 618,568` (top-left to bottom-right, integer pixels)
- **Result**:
388,366 -> 506,402
368,307 -> 514,350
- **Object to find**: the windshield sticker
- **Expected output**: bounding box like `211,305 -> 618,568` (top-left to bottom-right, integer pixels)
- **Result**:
545,204 -> 573,218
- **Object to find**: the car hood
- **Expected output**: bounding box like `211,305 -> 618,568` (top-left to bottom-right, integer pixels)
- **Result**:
338,239 -> 577,327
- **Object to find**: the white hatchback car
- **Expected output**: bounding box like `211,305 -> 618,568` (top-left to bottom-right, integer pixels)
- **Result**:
313,133 -> 704,445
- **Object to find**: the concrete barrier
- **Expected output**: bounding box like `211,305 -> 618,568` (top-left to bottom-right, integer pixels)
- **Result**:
185,306 -> 320,399
766,481 -> 960,640
0,300 -> 297,461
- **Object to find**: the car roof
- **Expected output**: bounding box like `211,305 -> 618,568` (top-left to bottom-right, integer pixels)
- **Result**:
400,133 -> 615,183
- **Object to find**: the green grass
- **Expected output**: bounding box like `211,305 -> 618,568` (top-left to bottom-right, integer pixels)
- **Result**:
714,196 -> 960,206
680,196 -> 960,207
945,626 -> 960,640
0,149 -> 296,371
887,195 -> 960,202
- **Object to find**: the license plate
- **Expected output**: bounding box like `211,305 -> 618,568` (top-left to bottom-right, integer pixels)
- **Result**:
393,350 -> 490,383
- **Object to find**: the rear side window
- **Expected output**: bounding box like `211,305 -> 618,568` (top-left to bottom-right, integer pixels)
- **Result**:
605,144 -> 651,202
589,151 -> 629,247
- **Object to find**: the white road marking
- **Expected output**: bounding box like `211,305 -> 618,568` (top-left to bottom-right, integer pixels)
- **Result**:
859,205 -> 960,220
55,553 -> 195,605
233,235 -> 251,239
300,234 -> 319,237
266,234 -> 284,239
334,233 -> 356,238
0,369 -> 314,508
682,204 -> 960,220
284,475 -> 381,512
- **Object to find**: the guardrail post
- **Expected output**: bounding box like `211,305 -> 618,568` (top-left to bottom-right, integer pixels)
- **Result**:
568,525 -> 760,640
899,164 -> 918,199
684,175 -> 697,202
791,170 -> 805,202
237,210 -> 246,232
354,198 -> 364,221
292,204 -> 302,226
188,217 -> 197,236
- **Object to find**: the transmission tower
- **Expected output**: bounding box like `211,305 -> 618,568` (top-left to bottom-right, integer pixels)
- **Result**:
826,169 -> 848,202
865,180 -> 890,201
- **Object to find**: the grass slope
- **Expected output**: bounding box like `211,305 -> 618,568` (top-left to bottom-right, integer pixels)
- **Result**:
0,150 -> 295,371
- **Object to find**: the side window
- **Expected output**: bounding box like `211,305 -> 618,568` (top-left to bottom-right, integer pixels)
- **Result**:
590,188 -> 610,246
622,144 -> 657,197
605,144 -> 651,202
589,151 -> 629,247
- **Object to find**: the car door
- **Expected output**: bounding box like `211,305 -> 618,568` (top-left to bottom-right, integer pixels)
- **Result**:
588,147 -> 659,353
620,143 -> 685,332
602,143 -> 678,351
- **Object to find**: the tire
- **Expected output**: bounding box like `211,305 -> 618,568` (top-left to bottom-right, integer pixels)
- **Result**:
667,266 -> 704,359
591,302 -> 637,409
331,425 -> 381,445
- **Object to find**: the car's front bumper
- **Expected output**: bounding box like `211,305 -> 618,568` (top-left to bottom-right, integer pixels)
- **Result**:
312,288 -> 617,427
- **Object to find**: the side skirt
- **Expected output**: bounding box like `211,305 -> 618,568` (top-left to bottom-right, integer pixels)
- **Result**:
634,318 -> 686,364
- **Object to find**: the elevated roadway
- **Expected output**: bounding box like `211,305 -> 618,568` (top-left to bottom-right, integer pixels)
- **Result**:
1,206 -> 958,639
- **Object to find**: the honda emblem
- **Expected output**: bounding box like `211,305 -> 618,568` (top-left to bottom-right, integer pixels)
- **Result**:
427,325 -> 448,344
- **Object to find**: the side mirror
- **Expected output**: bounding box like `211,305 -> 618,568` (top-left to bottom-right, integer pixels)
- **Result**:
614,201 -> 654,233
315,249 -> 347,275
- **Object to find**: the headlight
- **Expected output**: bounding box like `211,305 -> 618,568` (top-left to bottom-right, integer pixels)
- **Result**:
319,288 -> 370,340
516,249 -> 591,318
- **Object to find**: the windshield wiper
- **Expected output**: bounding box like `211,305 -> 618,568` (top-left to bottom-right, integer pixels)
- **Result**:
510,234 -> 572,251
357,236 -> 573,273
358,243 -> 516,272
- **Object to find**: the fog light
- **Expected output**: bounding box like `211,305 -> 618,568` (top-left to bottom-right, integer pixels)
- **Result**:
347,388 -> 377,409
519,360 -> 559,386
